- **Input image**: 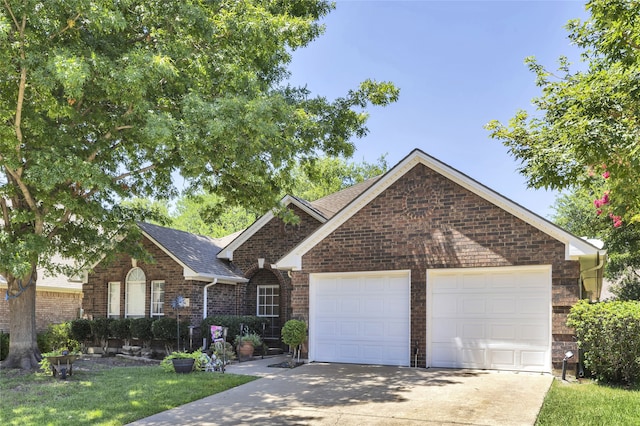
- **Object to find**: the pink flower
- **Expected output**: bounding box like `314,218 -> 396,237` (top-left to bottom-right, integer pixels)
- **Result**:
602,171 -> 610,179
596,209 -> 602,216
609,213 -> 623,228
602,192 -> 610,204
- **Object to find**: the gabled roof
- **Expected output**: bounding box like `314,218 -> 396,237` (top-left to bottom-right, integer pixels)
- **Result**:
277,148 -> 605,270
138,222 -> 247,283
217,195 -> 328,260
309,176 -> 381,218
218,177 -> 382,260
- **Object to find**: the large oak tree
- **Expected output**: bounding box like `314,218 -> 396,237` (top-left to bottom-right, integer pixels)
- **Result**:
0,0 -> 398,368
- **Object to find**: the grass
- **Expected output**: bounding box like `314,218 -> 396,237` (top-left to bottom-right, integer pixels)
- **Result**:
0,363 -> 256,426
536,379 -> 640,425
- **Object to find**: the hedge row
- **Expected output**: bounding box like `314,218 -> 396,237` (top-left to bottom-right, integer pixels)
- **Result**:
68,317 -> 191,345
568,300 -> 640,385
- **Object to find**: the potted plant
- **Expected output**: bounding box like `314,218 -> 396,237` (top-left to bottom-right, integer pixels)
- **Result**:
161,349 -> 203,374
234,333 -> 262,359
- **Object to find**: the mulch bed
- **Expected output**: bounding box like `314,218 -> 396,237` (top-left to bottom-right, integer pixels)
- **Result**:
268,361 -> 305,369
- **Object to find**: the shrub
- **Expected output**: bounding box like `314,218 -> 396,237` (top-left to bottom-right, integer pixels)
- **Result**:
281,319 -> 307,362
70,319 -> 92,344
151,317 -> 190,354
109,318 -> 132,345
90,317 -> 112,343
130,318 -> 155,347
0,332 -> 8,361
567,300 -> 640,385
37,322 -> 81,353
90,317 -> 113,353
281,319 -> 307,348
201,315 -> 266,346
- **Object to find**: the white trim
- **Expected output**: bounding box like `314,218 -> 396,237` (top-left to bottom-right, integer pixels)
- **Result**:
150,280 -> 165,317
107,281 -> 121,318
217,195 -> 327,260
256,284 -> 279,318
125,267 -> 146,318
277,149 -> 603,269
426,265 -> 552,372
183,272 -> 248,284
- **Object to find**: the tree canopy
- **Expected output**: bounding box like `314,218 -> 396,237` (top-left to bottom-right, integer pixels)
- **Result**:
486,0 -> 640,227
553,187 -> 640,279
166,155 -> 388,238
0,0 -> 398,368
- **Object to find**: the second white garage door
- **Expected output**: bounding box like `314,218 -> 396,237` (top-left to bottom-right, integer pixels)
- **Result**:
428,266 -> 552,373
309,270 -> 411,366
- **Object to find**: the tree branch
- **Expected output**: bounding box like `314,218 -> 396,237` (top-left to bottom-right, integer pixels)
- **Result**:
3,0 -> 20,30
0,193 -> 10,231
50,13 -> 81,40
113,164 -> 157,182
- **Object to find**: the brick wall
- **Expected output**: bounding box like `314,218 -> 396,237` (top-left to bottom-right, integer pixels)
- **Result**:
292,163 -> 581,369
232,204 -> 322,332
83,236 -> 234,327
0,289 -> 82,333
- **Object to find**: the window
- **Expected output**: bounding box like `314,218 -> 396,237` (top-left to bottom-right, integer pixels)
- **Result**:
107,282 -> 121,318
150,280 -> 165,317
125,267 -> 146,318
257,285 -> 279,317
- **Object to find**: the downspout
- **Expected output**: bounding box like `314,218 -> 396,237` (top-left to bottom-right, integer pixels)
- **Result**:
203,278 -> 218,320
579,252 -> 606,301
202,279 -> 218,349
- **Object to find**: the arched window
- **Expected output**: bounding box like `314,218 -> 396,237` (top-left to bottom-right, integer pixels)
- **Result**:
125,267 -> 146,318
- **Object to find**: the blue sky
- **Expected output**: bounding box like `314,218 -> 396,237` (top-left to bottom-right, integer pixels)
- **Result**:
287,1 -> 589,219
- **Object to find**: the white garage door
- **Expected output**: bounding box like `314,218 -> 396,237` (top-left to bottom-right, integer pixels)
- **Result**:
428,266 -> 551,373
309,270 -> 411,366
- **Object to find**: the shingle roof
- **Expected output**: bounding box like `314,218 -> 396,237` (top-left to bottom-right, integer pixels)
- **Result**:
309,176 -> 382,218
137,222 -> 245,281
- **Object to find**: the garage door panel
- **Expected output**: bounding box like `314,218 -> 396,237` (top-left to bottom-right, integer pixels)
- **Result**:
429,267 -> 551,372
490,324 -> 517,339
521,351 -> 546,367
311,272 -> 410,366
490,298 -> 517,314
462,323 -> 485,339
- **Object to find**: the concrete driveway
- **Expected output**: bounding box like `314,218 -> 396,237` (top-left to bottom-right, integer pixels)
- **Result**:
128,358 -> 552,426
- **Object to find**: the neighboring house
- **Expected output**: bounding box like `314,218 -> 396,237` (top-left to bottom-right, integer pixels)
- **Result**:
0,255 -> 84,333
82,149 -> 605,372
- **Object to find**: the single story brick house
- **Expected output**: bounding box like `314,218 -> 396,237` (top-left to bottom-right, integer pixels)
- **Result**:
0,255 -> 84,333
82,149 -> 605,372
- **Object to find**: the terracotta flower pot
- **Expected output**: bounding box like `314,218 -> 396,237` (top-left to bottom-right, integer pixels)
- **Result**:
237,341 -> 255,358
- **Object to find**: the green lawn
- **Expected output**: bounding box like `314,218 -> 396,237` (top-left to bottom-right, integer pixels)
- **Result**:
0,364 -> 256,426
537,379 -> 640,425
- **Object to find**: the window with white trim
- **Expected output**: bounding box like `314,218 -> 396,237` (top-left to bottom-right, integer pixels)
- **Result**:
107,281 -> 121,318
150,280 -> 165,317
257,285 -> 279,317
125,267 -> 146,318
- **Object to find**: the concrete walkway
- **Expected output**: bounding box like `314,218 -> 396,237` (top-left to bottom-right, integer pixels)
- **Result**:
128,356 -> 552,426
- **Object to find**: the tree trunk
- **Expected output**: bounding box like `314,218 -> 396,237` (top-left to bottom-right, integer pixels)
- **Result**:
1,273 -> 41,369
